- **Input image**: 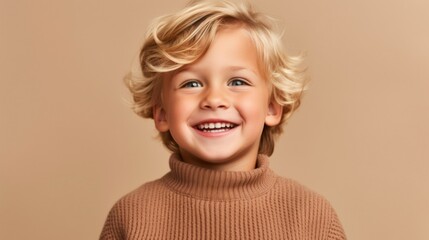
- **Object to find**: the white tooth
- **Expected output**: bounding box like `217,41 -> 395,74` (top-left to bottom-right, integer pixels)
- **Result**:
221,123 -> 226,128
209,123 -> 215,129
204,123 -> 209,129
226,123 -> 231,128
199,124 -> 204,129
215,122 -> 221,128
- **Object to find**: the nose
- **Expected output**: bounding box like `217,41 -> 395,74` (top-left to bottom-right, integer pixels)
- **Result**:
200,86 -> 230,110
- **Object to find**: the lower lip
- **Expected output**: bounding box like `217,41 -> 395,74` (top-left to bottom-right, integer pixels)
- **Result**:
193,126 -> 238,138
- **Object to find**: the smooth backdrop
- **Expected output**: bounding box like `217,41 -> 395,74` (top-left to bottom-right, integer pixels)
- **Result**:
1,0 -> 428,239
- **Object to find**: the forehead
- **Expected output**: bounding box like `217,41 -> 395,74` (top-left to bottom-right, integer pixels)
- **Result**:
178,25 -> 263,77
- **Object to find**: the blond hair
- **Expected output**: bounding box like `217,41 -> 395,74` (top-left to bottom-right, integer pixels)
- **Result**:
126,0 -> 307,156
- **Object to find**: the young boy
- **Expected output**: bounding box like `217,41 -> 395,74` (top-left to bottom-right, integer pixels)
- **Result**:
100,0 -> 346,239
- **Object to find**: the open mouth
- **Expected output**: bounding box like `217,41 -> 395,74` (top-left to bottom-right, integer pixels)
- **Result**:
194,122 -> 237,133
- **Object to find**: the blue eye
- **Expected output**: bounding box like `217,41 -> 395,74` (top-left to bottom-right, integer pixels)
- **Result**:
181,80 -> 202,88
228,78 -> 249,86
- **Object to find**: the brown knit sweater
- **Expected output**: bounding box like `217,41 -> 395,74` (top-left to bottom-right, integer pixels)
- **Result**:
100,154 -> 346,239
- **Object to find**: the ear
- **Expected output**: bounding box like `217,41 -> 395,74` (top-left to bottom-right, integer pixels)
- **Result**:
265,100 -> 283,126
153,105 -> 169,132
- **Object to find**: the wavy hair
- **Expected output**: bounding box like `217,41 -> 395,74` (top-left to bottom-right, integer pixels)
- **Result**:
125,0 -> 307,156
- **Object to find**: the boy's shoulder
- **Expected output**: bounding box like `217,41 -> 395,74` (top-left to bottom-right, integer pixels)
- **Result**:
101,178 -> 167,227
275,175 -> 326,196
273,176 -> 346,239
113,178 -> 167,206
273,175 -> 336,208
271,175 -> 342,225
99,179 -> 166,238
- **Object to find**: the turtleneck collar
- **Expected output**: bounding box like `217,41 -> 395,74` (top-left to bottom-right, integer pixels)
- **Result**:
161,154 -> 278,201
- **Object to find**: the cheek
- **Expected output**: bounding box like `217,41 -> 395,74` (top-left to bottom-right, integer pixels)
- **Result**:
236,93 -> 269,121
165,95 -> 194,123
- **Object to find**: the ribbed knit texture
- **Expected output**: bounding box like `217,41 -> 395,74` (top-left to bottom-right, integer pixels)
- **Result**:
100,154 -> 346,240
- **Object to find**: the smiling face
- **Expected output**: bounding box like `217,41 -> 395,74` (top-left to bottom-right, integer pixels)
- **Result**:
154,25 -> 282,171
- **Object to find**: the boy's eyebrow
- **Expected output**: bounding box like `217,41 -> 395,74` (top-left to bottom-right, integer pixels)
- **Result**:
176,65 -> 260,77
228,66 -> 261,78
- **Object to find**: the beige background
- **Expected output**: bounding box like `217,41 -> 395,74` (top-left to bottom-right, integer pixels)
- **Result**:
1,0 -> 428,239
